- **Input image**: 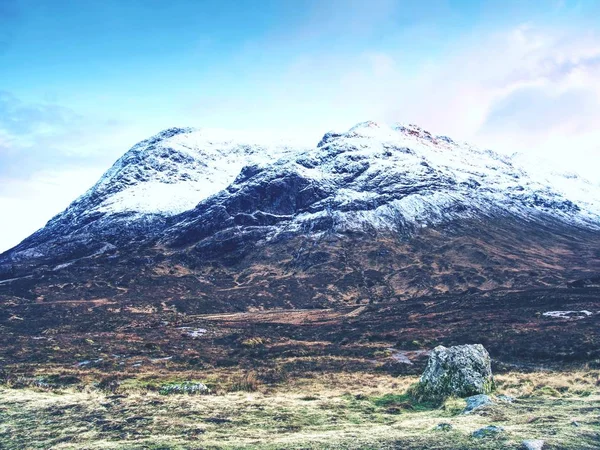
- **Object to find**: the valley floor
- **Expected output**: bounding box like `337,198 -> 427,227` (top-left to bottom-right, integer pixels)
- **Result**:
0,370 -> 599,449
1,286 -> 599,448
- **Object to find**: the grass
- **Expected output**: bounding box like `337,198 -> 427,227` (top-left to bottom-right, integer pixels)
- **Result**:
0,369 -> 598,449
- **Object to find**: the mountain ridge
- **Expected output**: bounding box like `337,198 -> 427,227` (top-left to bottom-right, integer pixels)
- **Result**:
1,121 -> 599,309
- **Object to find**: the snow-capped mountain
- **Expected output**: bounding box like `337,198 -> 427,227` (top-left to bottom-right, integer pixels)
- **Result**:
89,127 -> 304,216
1,121 -> 599,309
163,121 -> 599,251
3,127 -> 305,263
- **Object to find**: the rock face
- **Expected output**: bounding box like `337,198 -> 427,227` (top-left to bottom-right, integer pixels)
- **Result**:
417,344 -> 494,400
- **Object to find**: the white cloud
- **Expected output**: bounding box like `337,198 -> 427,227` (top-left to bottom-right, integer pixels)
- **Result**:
0,92 -> 154,252
0,167 -> 104,252
298,24 -> 600,180
213,22 -> 600,183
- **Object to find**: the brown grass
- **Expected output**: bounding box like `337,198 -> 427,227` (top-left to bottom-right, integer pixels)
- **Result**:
0,368 -> 598,449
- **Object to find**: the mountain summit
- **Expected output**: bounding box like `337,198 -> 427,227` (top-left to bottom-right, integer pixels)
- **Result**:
1,122 -> 599,311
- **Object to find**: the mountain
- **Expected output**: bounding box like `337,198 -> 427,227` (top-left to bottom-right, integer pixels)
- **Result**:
1,121 -> 599,312
1,127 -> 303,264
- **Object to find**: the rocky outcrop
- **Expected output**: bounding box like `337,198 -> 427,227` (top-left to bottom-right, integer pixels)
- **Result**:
415,344 -> 494,401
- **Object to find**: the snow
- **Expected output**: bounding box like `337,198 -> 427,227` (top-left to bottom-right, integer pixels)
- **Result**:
83,127 -> 308,217
543,310 -> 593,318
0,275 -> 34,285
97,181 -> 215,215
249,120 -> 600,233
178,327 -> 208,338
512,152 -> 600,220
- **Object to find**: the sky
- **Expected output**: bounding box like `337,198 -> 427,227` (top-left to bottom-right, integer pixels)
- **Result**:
1,0 -> 600,252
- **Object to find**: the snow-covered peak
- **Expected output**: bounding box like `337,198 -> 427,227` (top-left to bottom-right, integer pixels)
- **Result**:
511,151 -> 600,218
4,120 -> 600,268
75,127 -> 307,217
269,121 -> 600,231
34,121 -> 600,230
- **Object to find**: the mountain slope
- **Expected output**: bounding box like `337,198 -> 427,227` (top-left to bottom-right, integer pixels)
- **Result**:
161,121 -> 599,251
1,121 -> 599,310
2,127 -> 303,265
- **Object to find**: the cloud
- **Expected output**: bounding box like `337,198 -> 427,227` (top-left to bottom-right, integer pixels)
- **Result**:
482,86 -> 600,133
0,91 -> 145,178
0,90 -> 81,135
0,167 -> 105,252
0,92 -> 150,251
466,26 -> 600,179
185,22 -> 600,182
289,23 -> 600,180
295,0 -> 399,38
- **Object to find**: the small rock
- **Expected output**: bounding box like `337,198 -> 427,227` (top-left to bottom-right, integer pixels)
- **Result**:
523,439 -> 544,450
435,423 -> 453,431
472,425 -> 504,438
463,394 -> 493,414
496,394 -> 515,403
159,381 -> 210,395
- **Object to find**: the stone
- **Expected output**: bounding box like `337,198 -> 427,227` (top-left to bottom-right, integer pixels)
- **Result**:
416,344 -> 494,400
472,425 -> 504,438
158,381 -> 210,395
463,394 -> 493,414
435,423 -> 453,431
496,394 -> 515,403
523,439 -> 544,450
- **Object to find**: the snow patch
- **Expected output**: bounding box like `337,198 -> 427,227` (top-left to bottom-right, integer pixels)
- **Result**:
178,327 -> 208,338
543,310 -> 593,319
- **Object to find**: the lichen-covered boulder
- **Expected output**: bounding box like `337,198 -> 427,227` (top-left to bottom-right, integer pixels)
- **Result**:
416,344 -> 494,400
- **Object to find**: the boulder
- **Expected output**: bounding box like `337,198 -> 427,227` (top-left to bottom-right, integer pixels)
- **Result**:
434,423 -> 453,431
463,394 -> 493,414
158,381 -> 210,395
523,440 -> 544,450
472,425 -> 504,438
416,344 -> 494,400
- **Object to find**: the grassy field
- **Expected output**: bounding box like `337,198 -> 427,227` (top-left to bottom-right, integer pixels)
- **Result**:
1,289 -> 598,448
0,368 -> 599,449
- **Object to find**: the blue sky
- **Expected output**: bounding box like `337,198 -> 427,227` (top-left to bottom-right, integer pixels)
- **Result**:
1,0 -> 600,251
